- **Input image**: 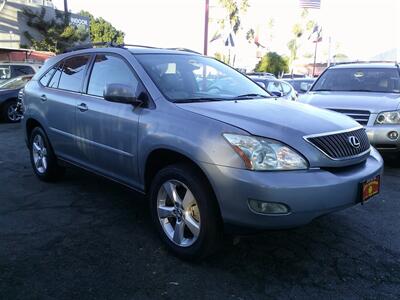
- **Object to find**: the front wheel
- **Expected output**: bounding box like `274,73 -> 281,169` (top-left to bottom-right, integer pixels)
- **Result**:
149,163 -> 222,260
29,127 -> 65,182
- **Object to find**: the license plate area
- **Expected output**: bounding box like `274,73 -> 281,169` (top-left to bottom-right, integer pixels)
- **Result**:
361,175 -> 380,203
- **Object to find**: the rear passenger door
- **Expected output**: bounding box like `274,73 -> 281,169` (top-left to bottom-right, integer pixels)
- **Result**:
39,55 -> 91,160
75,53 -> 142,187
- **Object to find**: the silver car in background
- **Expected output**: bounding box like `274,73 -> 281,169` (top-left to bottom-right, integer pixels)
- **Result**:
301,63 -> 400,154
249,75 -> 298,100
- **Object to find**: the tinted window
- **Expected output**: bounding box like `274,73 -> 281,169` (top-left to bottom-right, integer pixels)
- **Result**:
58,56 -> 90,92
87,54 -> 138,97
40,67 -> 57,86
12,65 -> 35,77
312,68 -> 400,93
136,54 -> 268,102
48,63 -> 63,88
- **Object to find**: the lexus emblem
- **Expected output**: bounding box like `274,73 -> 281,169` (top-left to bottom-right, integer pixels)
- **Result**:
348,136 -> 361,149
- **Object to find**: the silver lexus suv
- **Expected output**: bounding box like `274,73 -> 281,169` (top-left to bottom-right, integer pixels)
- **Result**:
22,45 -> 383,259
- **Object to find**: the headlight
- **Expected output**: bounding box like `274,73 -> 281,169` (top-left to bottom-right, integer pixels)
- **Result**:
223,134 -> 308,171
375,110 -> 400,125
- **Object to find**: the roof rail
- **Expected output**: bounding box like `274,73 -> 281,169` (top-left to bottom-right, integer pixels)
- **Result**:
332,60 -> 398,66
63,43 -> 201,55
63,42 -> 123,53
0,59 -> 44,64
121,44 -> 159,49
165,48 -> 201,54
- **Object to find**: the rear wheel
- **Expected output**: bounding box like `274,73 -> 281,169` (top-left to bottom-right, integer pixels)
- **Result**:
2,100 -> 21,123
149,163 -> 222,260
29,127 -> 65,182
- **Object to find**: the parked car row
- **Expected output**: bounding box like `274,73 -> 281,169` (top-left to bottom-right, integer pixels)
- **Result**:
19,44 -> 384,260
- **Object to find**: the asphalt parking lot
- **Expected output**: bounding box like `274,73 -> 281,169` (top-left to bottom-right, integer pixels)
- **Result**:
0,123 -> 399,299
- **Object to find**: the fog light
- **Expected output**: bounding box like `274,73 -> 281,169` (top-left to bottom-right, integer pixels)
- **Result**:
248,199 -> 289,215
388,131 -> 399,140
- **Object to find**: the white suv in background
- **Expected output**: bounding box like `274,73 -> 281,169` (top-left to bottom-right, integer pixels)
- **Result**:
0,62 -> 42,84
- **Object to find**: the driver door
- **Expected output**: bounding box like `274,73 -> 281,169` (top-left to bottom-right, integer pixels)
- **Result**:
75,53 -> 141,186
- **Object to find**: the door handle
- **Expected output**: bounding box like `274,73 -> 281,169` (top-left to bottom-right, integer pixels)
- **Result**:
40,94 -> 47,102
77,103 -> 88,112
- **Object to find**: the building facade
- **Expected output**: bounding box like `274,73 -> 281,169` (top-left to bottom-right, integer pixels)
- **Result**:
0,0 -> 89,49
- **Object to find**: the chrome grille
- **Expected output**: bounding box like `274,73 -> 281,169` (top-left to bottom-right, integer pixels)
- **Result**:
328,108 -> 370,126
306,128 -> 370,159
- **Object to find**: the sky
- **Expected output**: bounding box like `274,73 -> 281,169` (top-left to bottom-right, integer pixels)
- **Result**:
52,0 -> 400,68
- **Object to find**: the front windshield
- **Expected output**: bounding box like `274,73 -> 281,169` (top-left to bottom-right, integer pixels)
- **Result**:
312,68 -> 400,93
135,54 -> 269,102
0,76 -> 31,90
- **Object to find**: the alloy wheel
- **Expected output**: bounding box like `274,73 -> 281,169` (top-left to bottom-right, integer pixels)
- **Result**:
157,179 -> 201,247
7,103 -> 21,122
32,134 -> 48,174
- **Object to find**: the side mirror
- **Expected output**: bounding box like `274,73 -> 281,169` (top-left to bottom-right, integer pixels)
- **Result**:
270,91 -> 283,97
104,83 -> 142,105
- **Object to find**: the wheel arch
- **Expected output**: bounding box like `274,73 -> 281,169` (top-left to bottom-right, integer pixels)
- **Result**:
144,148 -> 222,217
0,97 -> 18,114
25,118 -> 45,144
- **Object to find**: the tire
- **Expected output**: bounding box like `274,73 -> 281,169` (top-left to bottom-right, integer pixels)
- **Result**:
29,127 -> 65,182
2,100 -> 21,123
149,163 -> 222,260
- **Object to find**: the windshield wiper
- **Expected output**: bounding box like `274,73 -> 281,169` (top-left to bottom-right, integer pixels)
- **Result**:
173,97 -> 230,103
234,93 -> 269,99
343,89 -> 376,92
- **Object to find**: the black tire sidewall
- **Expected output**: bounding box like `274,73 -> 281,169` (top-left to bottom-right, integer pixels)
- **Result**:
2,100 -> 20,123
149,163 -> 221,260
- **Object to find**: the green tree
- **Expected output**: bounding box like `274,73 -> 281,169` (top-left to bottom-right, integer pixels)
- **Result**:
80,11 -> 124,44
255,52 -> 289,77
287,8 -> 317,68
214,52 -> 229,64
218,0 -> 249,35
22,7 -> 88,53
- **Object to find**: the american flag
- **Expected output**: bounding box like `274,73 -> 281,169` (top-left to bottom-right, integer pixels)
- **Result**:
299,0 -> 321,9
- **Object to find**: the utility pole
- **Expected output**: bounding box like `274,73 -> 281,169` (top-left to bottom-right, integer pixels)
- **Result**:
312,40 -> 318,77
64,0 -> 68,13
203,0 -> 209,55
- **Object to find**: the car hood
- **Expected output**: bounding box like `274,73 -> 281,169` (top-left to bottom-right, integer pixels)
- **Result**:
177,99 -> 368,168
177,99 -> 358,138
300,91 -> 400,113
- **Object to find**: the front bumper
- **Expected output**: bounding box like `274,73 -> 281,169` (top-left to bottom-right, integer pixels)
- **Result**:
366,125 -> 400,152
201,147 -> 383,230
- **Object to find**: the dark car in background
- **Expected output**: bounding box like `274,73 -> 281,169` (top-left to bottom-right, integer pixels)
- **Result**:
249,75 -> 297,100
0,75 -> 33,122
300,63 -> 400,154
284,78 -> 315,94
